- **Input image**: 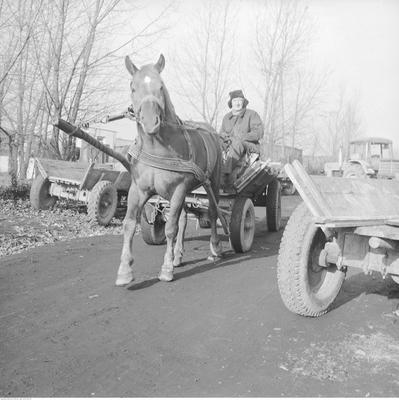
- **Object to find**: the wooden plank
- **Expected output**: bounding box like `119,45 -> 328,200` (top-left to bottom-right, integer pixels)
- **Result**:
285,163 -> 330,218
292,160 -> 333,217
311,175 -> 399,220
35,158 -> 48,179
354,224 -> 399,240
286,161 -> 399,223
79,163 -> 95,190
235,162 -> 276,194
38,158 -> 89,183
316,217 -> 397,228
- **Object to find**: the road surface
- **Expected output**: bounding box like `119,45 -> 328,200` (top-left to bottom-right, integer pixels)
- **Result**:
1,196 -> 399,397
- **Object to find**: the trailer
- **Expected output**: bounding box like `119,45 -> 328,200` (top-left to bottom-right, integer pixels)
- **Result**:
30,158 -> 131,226
277,160 -> 399,317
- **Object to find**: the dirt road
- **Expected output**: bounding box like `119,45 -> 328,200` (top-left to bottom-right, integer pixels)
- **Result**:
1,196 -> 399,397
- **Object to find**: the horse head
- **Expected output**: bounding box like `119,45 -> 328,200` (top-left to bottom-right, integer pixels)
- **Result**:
125,54 -> 166,135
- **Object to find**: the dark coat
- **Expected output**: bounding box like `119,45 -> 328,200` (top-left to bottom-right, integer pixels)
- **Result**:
219,108 -> 264,153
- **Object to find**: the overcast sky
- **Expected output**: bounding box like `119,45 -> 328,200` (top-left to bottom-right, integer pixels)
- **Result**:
115,0 -> 399,150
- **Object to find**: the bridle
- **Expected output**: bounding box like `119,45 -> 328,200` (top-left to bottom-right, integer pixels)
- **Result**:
132,92 -> 165,129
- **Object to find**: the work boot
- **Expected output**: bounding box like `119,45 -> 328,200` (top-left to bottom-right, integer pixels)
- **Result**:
221,172 -> 236,194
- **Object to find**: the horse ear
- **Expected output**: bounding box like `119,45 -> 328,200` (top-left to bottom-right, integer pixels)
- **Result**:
154,54 -> 165,73
125,56 -> 138,76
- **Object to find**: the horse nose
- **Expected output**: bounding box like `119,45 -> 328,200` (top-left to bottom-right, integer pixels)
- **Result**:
140,111 -> 161,134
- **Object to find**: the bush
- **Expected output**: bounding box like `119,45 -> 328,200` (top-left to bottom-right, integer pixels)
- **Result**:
0,182 -> 31,201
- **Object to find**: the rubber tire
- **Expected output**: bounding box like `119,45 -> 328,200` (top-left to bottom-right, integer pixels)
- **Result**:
266,179 -> 281,232
87,180 -> 117,226
140,204 -> 166,245
277,203 -> 346,317
229,197 -> 255,253
30,175 -> 57,210
343,163 -> 366,178
282,182 -> 296,196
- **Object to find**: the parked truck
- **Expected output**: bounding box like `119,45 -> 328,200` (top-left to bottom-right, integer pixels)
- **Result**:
324,137 -> 399,179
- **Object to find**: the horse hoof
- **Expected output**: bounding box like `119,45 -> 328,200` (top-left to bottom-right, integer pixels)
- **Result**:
207,254 -> 221,262
173,257 -> 183,268
115,273 -> 134,286
210,241 -> 223,258
158,271 -> 174,282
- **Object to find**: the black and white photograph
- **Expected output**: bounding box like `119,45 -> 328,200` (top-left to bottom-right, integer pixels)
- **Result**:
1,0 -> 399,397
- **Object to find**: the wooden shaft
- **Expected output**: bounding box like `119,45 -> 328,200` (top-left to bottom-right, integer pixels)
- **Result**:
54,118 -> 131,171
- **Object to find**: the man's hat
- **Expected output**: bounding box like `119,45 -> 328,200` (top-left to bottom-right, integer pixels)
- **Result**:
228,89 -> 249,109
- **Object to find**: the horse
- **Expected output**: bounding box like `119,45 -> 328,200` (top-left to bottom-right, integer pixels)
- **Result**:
115,54 -> 224,286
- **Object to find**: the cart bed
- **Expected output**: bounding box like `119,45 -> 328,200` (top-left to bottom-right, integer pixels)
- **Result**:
35,158 -> 131,191
191,160 -> 278,198
286,160 -> 399,227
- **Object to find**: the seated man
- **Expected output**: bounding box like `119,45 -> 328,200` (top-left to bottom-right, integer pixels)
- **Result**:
219,89 -> 264,189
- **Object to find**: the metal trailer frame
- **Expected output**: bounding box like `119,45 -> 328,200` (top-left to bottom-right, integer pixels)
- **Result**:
277,159 -> 399,317
30,158 -> 131,225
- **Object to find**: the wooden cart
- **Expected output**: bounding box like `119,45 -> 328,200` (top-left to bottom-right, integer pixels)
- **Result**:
277,160 -> 399,317
141,160 -> 282,253
30,158 -> 131,226
50,117 -> 281,250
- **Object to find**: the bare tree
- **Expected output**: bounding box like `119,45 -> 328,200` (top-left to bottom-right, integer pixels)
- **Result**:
254,0 -> 324,159
0,0 -> 44,183
172,0 -> 236,129
325,87 -> 362,159
0,0 -> 173,182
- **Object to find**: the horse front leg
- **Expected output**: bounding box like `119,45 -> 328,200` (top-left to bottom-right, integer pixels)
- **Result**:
115,185 -> 148,286
173,207 -> 187,267
158,187 -> 186,282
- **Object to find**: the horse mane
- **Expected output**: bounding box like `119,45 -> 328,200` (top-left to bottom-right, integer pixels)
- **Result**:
160,78 -> 179,124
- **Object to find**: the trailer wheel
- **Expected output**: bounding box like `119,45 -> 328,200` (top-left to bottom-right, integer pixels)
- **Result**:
343,163 -> 366,178
229,197 -> 255,253
266,179 -> 281,232
277,203 -> 345,317
30,175 -> 56,210
88,180 -> 117,226
140,204 -> 166,245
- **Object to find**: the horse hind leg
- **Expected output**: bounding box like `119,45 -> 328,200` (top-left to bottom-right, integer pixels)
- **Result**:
173,207 -> 187,267
115,186 -> 147,286
207,187 -> 223,261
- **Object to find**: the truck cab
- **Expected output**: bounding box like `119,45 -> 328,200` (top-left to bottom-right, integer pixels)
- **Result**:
325,137 -> 398,179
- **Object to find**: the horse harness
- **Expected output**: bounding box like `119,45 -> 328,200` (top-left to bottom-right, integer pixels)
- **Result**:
127,120 -> 216,185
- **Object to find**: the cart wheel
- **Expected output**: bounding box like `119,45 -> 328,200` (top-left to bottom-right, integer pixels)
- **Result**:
282,182 -> 296,196
343,163 -> 366,178
140,204 -> 166,245
277,203 -> 346,317
30,174 -> 56,210
229,197 -> 255,253
88,180 -> 117,226
266,179 -> 281,232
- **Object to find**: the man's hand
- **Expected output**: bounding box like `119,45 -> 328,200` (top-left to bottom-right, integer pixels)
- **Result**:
220,132 -> 231,143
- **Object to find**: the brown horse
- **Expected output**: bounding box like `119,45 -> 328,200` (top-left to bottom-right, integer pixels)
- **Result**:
115,54 -> 223,286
